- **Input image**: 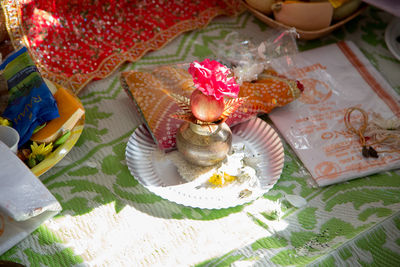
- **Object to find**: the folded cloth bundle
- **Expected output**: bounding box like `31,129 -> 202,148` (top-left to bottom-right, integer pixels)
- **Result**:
122,65 -> 302,150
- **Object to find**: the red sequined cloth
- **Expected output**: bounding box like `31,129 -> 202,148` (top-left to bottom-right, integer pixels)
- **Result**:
2,0 -> 244,94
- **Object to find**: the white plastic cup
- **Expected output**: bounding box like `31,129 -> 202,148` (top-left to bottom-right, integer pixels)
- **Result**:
0,125 -> 20,153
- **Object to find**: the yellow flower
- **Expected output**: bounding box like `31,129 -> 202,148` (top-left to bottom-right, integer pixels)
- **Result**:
0,116 -> 11,126
208,172 -> 237,187
30,142 -> 53,160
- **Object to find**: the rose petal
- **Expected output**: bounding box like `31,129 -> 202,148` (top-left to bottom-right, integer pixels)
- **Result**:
188,59 -> 239,100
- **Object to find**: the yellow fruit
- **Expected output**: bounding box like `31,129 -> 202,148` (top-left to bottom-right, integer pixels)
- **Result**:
273,1 -> 333,31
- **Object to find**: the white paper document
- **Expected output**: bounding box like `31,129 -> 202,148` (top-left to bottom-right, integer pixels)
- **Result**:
269,41 -> 400,186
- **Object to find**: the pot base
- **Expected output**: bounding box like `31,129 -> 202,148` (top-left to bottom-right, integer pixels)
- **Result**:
176,122 -> 232,167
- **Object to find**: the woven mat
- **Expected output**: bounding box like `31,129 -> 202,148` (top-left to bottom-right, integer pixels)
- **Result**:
1,8 -> 400,267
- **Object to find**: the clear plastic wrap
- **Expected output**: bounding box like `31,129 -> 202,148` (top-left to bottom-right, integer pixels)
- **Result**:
213,28 -> 299,84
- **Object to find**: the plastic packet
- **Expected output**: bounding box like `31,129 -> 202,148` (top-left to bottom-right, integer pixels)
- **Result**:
1,47 -> 59,147
213,28 -> 299,84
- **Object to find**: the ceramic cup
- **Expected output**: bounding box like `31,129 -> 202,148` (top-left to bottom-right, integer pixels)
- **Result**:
0,125 -> 19,153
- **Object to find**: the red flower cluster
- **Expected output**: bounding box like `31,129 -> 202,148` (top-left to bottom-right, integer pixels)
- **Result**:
188,59 -> 239,101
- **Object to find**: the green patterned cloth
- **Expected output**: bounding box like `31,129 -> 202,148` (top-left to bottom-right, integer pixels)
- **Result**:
1,7 -> 400,267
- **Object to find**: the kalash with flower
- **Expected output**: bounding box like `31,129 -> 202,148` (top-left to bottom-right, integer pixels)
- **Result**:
167,59 -> 246,167
122,48 -> 304,189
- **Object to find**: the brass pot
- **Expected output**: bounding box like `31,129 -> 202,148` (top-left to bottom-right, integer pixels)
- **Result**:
176,122 -> 232,167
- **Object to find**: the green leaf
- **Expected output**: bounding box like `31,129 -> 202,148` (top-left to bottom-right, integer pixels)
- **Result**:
252,236 -> 288,250
339,247 -> 352,261
271,249 -> 319,266
356,227 -> 400,266
112,142 -> 127,160
321,217 -> 371,240
24,245 -> 83,267
171,205 -> 243,220
322,173 -> 400,201
263,192 -> 283,201
75,127 -> 108,146
325,188 -> 400,212
247,213 -> 269,230
68,166 -> 98,176
114,199 -> 126,213
84,106 -> 113,126
115,166 -> 138,188
290,231 -> 318,249
358,207 -> 392,221
298,207 -> 318,230
274,184 -> 296,195
57,196 -> 92,216
101,155 -> 124,175
193,44 -> 213,58
113,185 -> 162,204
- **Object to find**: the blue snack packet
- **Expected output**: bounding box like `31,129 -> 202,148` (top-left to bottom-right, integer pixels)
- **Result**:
1,47 -> 59,147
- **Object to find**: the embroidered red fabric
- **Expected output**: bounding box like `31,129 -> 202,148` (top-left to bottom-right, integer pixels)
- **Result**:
3,0 -> 244,93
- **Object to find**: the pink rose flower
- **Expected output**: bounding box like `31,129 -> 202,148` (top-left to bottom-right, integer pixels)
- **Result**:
188,59 -> 239,100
